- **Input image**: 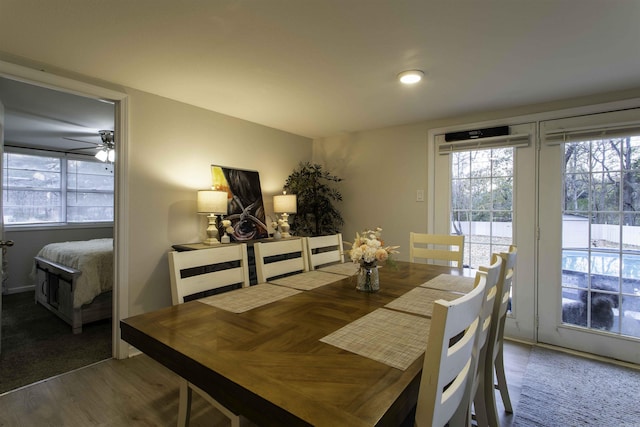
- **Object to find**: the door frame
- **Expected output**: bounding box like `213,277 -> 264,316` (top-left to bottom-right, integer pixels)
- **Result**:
0,60 -> 130,359
428,120 -> 538,343
0,99 -> 3,354
537,118 -> 640,364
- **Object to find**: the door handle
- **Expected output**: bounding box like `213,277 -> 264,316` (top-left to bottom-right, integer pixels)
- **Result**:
0,240 -> 14,248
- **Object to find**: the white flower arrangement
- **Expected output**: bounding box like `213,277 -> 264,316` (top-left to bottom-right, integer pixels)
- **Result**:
350,227 -> 399,265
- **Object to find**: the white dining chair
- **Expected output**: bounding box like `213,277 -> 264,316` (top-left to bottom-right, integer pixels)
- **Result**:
305,233 -> 345,269
168,244 -> 250,427
409,232 -> 465,267
484,245 -> 517,426
254,238 -> 308,283
414,270 -> 487,427
168,244 -> 250,304
468,255 -> 502,427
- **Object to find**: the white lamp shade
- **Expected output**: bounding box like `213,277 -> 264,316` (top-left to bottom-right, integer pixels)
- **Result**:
273,193 -> 297,214
197,190 -> 228,214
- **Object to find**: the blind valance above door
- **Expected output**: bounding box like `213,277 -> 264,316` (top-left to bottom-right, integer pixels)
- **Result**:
541,108 -> 640,145
436,133 -> 530,155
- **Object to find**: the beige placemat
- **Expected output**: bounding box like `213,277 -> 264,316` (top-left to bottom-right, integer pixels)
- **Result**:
320,308 -> 431,370
198,284 -> 301,313
419,273 -> 475,294
318,262 -> 360,276
384,287 -> 461,317
269,270 -> 345,290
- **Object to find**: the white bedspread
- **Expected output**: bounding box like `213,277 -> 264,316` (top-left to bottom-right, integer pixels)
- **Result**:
36,238 -> 114,308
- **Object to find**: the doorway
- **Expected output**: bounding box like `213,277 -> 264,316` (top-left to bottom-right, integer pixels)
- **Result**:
0,62 -> 128,391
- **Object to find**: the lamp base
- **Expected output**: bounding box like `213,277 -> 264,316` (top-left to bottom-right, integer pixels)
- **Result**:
203,213 -> 220,245
280,213 -> 292,238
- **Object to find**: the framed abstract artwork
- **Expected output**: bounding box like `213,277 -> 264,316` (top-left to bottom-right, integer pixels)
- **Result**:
211,165 -> 269,241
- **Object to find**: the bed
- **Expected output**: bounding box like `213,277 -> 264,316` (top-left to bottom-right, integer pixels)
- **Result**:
33,238 -> 114,334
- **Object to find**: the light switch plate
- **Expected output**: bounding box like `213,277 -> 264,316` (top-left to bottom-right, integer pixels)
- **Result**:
416,189 -> 424,202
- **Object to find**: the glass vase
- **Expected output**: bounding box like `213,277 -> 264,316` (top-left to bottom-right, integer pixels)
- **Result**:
356,261 -> 379,292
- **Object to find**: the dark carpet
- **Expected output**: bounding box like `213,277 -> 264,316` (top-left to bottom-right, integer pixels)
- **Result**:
0,291 -> 111,394
514,346 -> 640,426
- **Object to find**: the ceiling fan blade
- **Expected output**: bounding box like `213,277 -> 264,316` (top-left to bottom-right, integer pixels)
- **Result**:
66,146 -> 103,152
63,136 -> 101,146
7,108 -> 106,132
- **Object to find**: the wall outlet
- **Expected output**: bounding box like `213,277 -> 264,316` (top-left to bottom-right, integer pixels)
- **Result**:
416,189 -> 424,202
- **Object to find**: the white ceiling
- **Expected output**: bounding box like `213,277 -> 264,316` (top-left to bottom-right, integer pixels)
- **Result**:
1,0 -> 640,145
0,78 -> 115,152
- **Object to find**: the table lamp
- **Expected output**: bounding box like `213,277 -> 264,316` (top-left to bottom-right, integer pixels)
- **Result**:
197,190 -> 228,245
273,191 -> 297,238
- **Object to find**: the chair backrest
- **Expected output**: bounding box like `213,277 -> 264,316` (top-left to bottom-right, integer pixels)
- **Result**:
489,245 -> 517,362
415,271 -> 487,427
409,232 -> 464,267
254,238 -> 308,283
168,244 -> 250,305
465,255 -> 502,423
476,255 -> 502,360
305,233 -> 344,270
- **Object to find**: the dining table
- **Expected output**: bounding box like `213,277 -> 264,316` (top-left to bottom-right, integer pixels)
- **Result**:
120,261 -> 475,427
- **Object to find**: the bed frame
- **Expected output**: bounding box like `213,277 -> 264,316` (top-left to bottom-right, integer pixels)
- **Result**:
34,256 -> 112,334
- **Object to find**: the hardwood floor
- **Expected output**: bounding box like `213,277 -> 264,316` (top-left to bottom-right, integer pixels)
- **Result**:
0,340 -> 533,426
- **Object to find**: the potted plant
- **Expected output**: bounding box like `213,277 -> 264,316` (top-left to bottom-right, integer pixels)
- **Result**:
283,162 -> 344,236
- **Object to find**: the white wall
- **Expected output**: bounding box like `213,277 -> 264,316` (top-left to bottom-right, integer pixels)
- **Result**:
124,89 -> 311,316
312,125 -> 429,255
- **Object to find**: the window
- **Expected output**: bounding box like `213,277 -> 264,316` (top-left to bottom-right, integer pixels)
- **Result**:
3,149 -> 114,225
437,130 -> 529,268
451,147 -> 514,268
560,136 -> 640,336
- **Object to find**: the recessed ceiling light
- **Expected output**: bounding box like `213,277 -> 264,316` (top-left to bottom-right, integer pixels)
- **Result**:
398,70 -> 424,85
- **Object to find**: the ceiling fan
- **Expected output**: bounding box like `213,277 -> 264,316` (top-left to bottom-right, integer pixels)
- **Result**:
64,130 -> 115,162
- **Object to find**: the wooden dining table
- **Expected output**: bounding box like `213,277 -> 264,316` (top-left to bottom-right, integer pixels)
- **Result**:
120,261 -> 474,427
